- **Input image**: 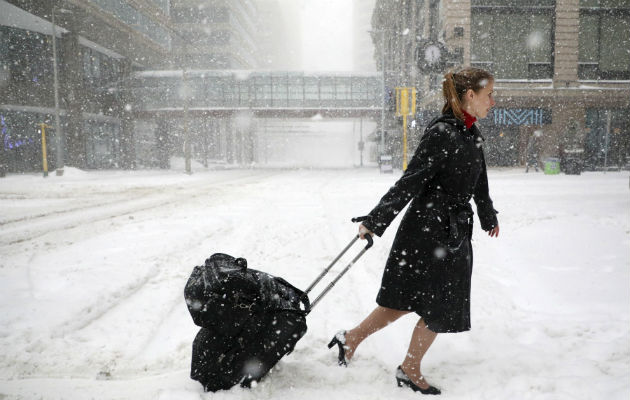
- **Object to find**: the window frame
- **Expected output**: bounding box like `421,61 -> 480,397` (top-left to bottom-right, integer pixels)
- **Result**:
471,3 -> 556,80
578,6 -> 630,80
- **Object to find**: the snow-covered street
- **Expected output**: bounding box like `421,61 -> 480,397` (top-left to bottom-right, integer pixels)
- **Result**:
1,167 -> 628,400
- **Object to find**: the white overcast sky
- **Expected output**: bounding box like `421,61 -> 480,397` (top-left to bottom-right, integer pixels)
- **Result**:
277,0 -> 354,71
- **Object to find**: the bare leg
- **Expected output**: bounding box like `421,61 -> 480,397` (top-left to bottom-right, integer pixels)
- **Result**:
343,306 -> 410,360
400,318 -> 438,390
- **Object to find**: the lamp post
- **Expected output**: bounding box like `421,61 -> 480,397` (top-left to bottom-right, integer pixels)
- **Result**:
51,5 -> 67,176
604,110 -> 611,172
180,39 -> 192,175
376,29 -> 386,154
380,29 -> 386,154
368,29 -> 387,155
182,66 -> 191,175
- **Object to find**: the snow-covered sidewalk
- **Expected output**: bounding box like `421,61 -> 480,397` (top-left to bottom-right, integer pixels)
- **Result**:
0,168 -> 628,399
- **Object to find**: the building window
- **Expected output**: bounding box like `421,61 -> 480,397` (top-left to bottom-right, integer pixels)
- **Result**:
584,108 -> 630,169
1,27 -> 52,85
579,1 -> 630,80
83,47 -> 121,89
172,6 -> 229,24
92,0 -> 171,49
148,0 -> 170,15
471,1 -> 555,79
85,119 -> 121,169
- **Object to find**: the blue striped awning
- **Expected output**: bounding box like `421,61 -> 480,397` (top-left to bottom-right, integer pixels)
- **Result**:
492,108 -> 550,126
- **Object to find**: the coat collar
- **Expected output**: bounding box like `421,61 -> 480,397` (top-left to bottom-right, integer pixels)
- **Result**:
427,111 -> 485,142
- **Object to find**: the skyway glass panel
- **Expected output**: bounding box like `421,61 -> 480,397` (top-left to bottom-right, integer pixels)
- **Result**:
220,77 -> 239,106
252,74 -> 272,107
319,77 -> 335,101
288,75 -> 304,107
204,78 -> 226,107
270,74 -> 289,108
303,76 -> 319,107
335,78 -> 351,101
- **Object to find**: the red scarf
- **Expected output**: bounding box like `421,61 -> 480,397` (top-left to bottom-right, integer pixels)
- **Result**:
462,110 -> 477,130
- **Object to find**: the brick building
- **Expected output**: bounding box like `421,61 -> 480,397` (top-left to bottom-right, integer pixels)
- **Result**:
372,0 -> 630,169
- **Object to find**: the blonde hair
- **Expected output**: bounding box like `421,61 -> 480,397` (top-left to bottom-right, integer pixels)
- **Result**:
442,67 -> 494,121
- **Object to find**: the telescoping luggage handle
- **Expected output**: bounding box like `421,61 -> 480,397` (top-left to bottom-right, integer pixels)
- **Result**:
302,216 -> 373,315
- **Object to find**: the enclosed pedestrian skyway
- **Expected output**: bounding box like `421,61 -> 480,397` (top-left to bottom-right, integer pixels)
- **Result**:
122,70 -> 386,169
130,70 -> 383,119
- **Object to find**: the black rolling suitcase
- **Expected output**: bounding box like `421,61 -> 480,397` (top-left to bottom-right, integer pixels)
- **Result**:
184,230 -> 373,392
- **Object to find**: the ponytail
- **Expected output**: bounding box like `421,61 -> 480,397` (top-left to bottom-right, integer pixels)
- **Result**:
441,67 -> 494,122
442,72 -> 464,121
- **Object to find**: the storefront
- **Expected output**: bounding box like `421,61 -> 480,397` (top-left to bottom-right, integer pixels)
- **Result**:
0,107 -> 122,173
0,108 -> 58,174
584,109 -> 630,170
481,107 -> 552,167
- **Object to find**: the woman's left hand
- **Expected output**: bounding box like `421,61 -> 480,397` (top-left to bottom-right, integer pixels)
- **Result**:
488,225 -> 499,238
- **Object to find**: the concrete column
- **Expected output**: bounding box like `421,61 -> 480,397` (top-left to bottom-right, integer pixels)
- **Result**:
553,0 -> 580,88
444,0 -> 471,66
119,59 -> 135,169
59,30 -> 86,168
225,118 -> 234,164
156,117 -> 170,169
548,105 -> 584,158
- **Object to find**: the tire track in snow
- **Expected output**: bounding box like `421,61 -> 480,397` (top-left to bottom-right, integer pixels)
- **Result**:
0,171 -> 279,249
0,187 -> 158,226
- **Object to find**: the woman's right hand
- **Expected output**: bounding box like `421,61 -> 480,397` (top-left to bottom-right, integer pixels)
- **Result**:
358,223 -> 374,240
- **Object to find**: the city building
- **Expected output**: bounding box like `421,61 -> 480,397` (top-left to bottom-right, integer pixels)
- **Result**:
0,0 -> 175,173
353,0 -> 377,72
371,0 -> 630,169
256,0 -> 302,70
170,0 -> 260,69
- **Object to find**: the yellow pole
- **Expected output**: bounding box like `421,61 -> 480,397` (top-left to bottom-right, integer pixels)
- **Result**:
402,114 -> 408,171
39,123 -> 50,177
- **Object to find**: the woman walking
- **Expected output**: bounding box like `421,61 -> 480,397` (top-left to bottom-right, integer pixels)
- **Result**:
328,67 -> 500,395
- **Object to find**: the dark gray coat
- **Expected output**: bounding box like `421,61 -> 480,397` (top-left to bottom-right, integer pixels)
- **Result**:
362,112 -> 498,333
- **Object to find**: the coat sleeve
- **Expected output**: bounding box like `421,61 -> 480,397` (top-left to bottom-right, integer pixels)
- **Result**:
473,150 -> 498,231
362,126 -> 451,237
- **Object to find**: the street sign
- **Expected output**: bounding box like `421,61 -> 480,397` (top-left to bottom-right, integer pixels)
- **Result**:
395,87 -> 416,117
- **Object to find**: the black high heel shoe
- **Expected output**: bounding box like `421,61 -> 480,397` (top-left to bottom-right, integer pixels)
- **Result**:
327,330 -> 348,366
396,365 -> 441,395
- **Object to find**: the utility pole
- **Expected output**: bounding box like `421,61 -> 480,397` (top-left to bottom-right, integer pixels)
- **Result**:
604,110 -> 611,172
51,6 -> 64,176
380,29 -> 386,154
370,29 -> 387,154
359,117 -> 364,167
183,69 -> 191,174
